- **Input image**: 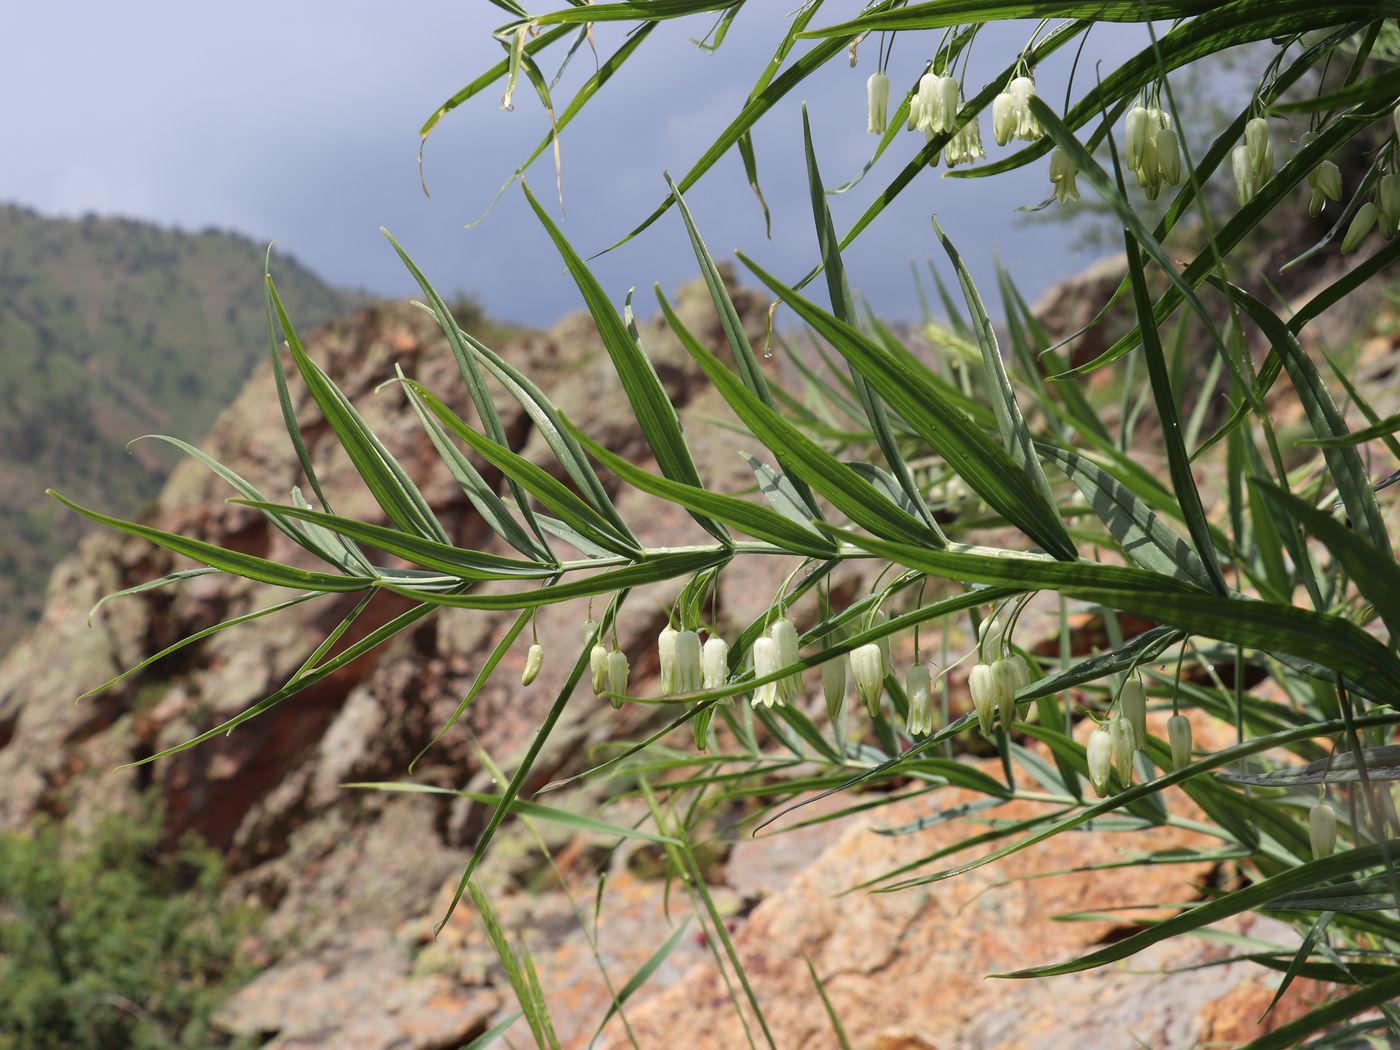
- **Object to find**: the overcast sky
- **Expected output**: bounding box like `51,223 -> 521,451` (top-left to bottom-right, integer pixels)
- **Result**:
2,3 -> 1157,329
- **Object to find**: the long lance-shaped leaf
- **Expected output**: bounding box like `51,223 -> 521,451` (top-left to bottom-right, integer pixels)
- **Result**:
655,288 -> 940,546
804,0 -> 1218,34
409,311 -> 632,542
230,500 -> 557,581
1237,971 -> 1400,1050
410,383 -> 641,558
820,526 -> 1400,701
434,616 -> 601,934
382,549 -> 732,612
802,108 -> 941,540
398,374 -> 552,562
997,840 -> 1400,979
1029,98 -> 1229,372
739,254 -> 1077,560
86,567 -> 220,626
1036,445 -> 1214,590
1299,410 -> 1400,449
932,217 -> 1060,514
1222,281 -> 1391,558
529,1 -> 746,25
1272,60 -> 1400,113
49,491 -> 376,593
267,279 -> 448,543
342,782 -> 677,845
666,173 -> 820,521
118,599 -> 441,768
522,182 -> 729,545
566,423 -> 839,559
1121,235 -> 1227,593
383,231 -> 553,553
1256,482 -> 1400,640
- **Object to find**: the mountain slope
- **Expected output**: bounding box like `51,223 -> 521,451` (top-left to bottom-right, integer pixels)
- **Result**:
0,203 -> 358,650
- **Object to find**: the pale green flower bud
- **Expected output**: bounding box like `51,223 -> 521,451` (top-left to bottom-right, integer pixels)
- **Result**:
1310,159 -> 1342,204
1154,126 -> 1182,186
769,617 -> 802,704
702,636 -> 729,691
675,630 -> 703,693
1120,678 -> 1148,750
867,71 -> 890,135
1231,145 -> 1257,206
1007,654 -> 1032,691
1309,801 -> 1338,859
582,619 -> 599,643
606,649 -> 629,704
851,642 -> 885,718
1378,174 -> 1400,229
1167,714 -> 1192,770
906,664 -> 934,736
590,644 -> 609,696
991,658 -> 1021,731
1125,105 -> 1152,171
1049,147 -> 1079,204
1087,727 -> 1114,798
1111,715 -> 1135,785
968,662 -> 1001,738
992,91 -> 1018,146
658,625 -> 678,696
1244,117 -> 1272,183
751,636 -> 782,709
1342,202 -> 1379,253
521,642 -> 543,686
822,655 -> 848,721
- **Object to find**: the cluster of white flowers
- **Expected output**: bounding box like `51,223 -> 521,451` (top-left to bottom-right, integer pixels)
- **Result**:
753,616 -> 804,709
1302,132 -> 1343,217
1231,116 -> 1274,205
1085,675 -> 1158,797
992,75 -> 1043,146
967,615 -> 1031,737
1343,173 -> 1400,253
1125,104 -> 1182,201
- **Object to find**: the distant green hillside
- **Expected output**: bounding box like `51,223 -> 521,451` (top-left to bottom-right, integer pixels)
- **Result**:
0,203 -> 359,652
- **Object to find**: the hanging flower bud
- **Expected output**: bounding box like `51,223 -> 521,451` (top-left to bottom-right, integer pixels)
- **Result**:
992,91 -> 1018,147
1342,203 -> 1379,253
1120,678 -> 1148,750
1309,801 -> 1338,860
1231,145 -> 1257,206
1125,105 -> 1152,171
868,609 -> 893,672
606,649 -> 629,704
1167,714 -> 1192,770
1007,654 -> 1032,691
1307,159 -> 1343,216
935,75 -> 960,134
702,636 -> 729,691
1087,727 -> 1114,798
822,655 -> 848,721
968,663 -> 1002,738
906,664 -> 934,736
1377,174 -> 1400,237
867,71 -> 890,134
991,658 -> 1021,731
658,625 -> 678,696
675,630 -> 703,693
1110,715 -> 1135,785
1244,117 -> 1273,184
978,615 -> 1003,653
1154,126 -> 1182,187
769,617 -> 803,704
590,644 -> 609,696
851,643 -> 885,718
751,636 -> 782,709
582,619 -> 599,643
916,72 -> 941,133
521,642 -> 543,686
1008,76 -> 1042,141
1049,147 -> 1079,204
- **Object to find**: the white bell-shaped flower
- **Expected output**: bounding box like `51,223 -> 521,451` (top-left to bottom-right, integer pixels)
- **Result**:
907,93 -> 924,132
1342,202 -> 1379,253
1231,144 -> 1257,206
702,636 -> 729,691
1049,147 -> 1079,204
1378,174 -> 1400,236
1244,117 -> 1273,183
1120,678 -> 1148,750
751,636 -> 782,709
968,662 -> 1002,738
658,625 -> 679,695
944,116 -> 985,168
1309,801 -> 1338,859
1167,714 -> 1193,771
992,91 -> 1018,147
934,75 -> 960,134
822,655 -> 848,721
769,617 -> 802,704
1154,126 -> 1182,187
851,643 -> 885,717
867,71 -> 890,134
1009,76 -> 1042,141
1087,727 -> 1114,798
990,658 -> 1021,731
1125,105 -> 1152,171
675,630 -> 703,693
916,71 -> 941,133
521,642 -> 543,686
906,664 -> 934,736
590,644 -> 609,696
606,649 -> 629,703
1110,714 -> 1135,785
